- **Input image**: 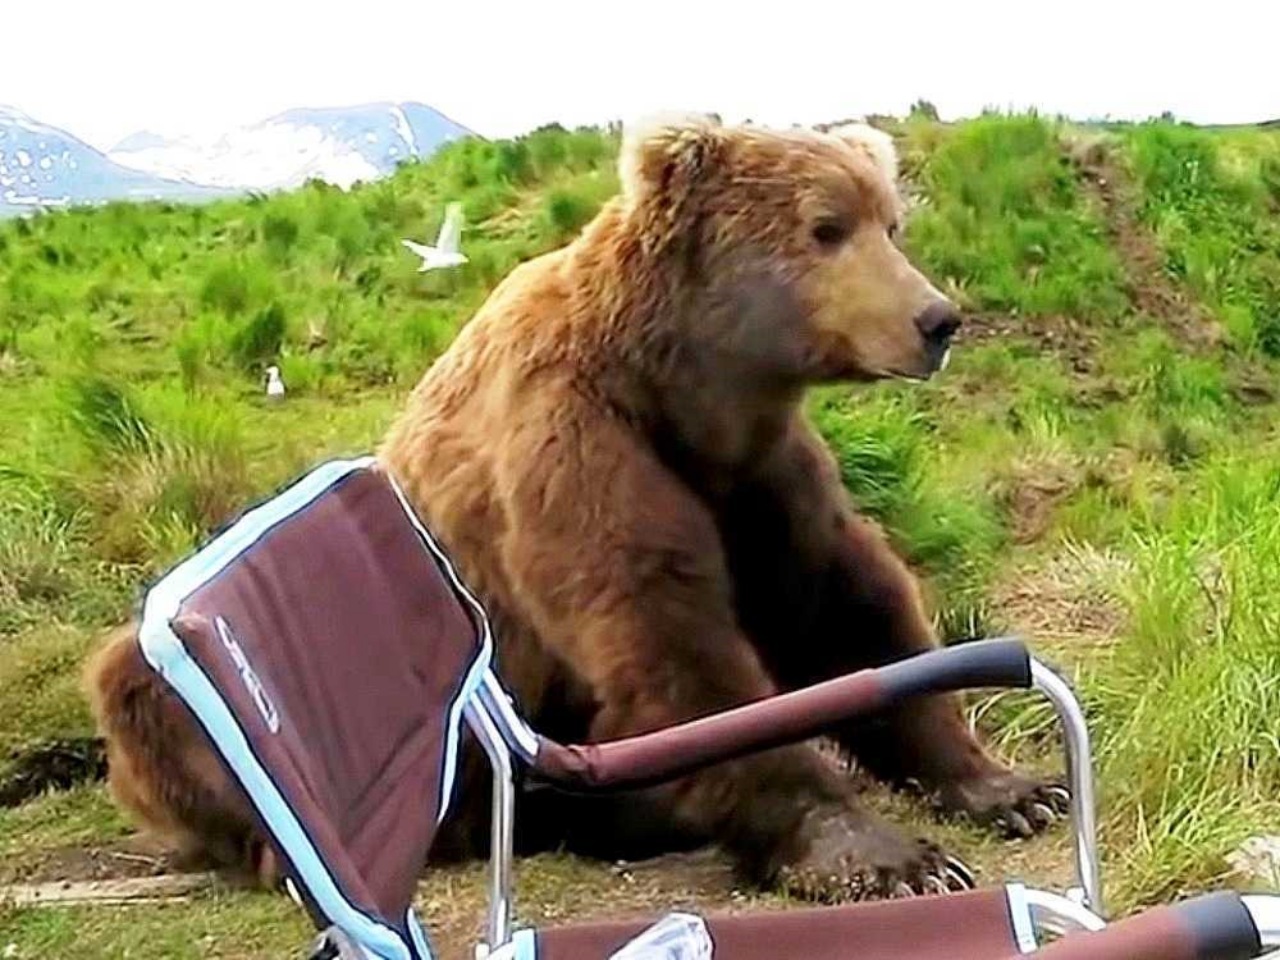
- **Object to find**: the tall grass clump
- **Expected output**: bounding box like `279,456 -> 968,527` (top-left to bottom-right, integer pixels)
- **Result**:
1126,124 -> 1280,356
1105,328 -> 1233,468
1092,454 -> 1280,906
198,256 -> 278,318
230,301 -> 287,373
904,113 -> 1127,320
59,374 -> 251,568
259,210 -> 302,262
0,470 -> 127,635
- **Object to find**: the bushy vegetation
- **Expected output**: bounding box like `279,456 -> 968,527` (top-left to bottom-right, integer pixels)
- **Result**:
899,112 -> 1128,320
2,113 -> 1280,953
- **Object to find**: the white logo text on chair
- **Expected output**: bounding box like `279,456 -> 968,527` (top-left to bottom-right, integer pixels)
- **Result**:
215,616 -> 281,734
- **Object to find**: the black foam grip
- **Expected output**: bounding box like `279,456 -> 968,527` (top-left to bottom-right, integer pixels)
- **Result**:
1177,891 -> 1262,960
877,637 -> 1033,702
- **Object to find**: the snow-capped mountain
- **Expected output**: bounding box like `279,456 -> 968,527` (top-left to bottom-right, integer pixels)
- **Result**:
108,102 -> 473,192
0,105 -> 228,216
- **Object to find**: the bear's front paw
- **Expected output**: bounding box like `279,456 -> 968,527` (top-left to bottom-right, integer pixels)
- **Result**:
773,804 -> 973,903
931,769 -> 1070,839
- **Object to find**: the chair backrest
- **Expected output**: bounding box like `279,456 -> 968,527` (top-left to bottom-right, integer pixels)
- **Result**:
138,457 -> 492,959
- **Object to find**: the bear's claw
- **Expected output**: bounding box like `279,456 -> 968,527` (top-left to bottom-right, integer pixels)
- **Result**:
944,855 -> 976,889
774,805 -> 973,903
932,770 -> 1072,840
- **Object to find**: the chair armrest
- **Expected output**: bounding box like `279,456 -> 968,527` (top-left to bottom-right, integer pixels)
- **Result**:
531,637 -> 1031,791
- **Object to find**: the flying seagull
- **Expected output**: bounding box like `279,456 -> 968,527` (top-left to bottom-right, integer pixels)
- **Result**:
401,202 -> 468,271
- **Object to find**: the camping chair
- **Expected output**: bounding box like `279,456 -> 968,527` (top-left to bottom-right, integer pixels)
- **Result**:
134,456 -> 1280,958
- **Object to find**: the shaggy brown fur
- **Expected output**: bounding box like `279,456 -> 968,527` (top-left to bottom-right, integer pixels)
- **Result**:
86,115 -> 1064,903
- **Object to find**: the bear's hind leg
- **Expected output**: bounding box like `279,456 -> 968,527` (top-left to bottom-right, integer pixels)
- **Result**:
84,624 -> 278,888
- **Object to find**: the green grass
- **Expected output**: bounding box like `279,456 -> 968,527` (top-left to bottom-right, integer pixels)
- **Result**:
900,112 -> 1128,320
0,891 -> 311,959
809,387 -> 1005,621
3,112 -> 1280,952
1125,123 -> 1280,355
0,786 -> 130,862
1091,454 -> 1280,906
0,627 -> 100,758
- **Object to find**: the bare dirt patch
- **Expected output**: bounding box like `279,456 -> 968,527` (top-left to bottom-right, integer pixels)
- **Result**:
0,834 -> 179,886
958,312 -> 1101,375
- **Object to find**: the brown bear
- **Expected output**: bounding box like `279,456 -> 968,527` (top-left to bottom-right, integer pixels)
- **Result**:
85,114 -> 1065,903
379,113 -> 1067,898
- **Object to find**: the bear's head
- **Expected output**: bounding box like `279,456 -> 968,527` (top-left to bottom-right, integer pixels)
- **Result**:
618,113 -> 960,385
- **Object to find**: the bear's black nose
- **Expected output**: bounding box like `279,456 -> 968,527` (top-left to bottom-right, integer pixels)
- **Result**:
914,301 -> 963,345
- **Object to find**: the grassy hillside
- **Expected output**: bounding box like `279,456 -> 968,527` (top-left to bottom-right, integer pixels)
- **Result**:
2,112 -> 1280,954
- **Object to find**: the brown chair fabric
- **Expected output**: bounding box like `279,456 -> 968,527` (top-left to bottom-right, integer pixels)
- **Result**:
536,888 -> 1021,959
144,462 -> 487,946
1026,908 -> 1196,959
1028,892 -> 1262,960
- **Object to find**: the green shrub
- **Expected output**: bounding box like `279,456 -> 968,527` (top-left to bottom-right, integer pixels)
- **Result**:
260,211 -> 301,260
199,256 -> 276,317
905,114 -> 1127,320
230,302 -> 287,373
541,182 -> 609,243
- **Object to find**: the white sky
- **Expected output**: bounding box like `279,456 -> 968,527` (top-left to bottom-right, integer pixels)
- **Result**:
5,0 -> 1278,151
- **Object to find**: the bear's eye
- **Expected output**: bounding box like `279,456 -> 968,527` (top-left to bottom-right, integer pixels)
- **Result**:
811,221 -> 848,248
887,222 -> 901,242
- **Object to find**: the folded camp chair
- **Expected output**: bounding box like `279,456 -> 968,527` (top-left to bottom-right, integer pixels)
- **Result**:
134,456 -> 1280,959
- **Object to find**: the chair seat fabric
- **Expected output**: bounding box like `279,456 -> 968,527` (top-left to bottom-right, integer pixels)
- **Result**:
533,887 -> 1027,959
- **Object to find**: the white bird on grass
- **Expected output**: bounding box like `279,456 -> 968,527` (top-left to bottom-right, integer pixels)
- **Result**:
265,365 -> 285,401
401,202 -> 468,271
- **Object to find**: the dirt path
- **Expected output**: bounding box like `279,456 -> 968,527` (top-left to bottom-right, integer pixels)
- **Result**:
1070,139 -> 1223,349
0,834 -> 181,886
956,135 -> 1231,373
2,832 -> 1076,960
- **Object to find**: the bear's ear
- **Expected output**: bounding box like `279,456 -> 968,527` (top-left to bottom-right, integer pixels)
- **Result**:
826,122 -> 899,184
618,111 -> 724,211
